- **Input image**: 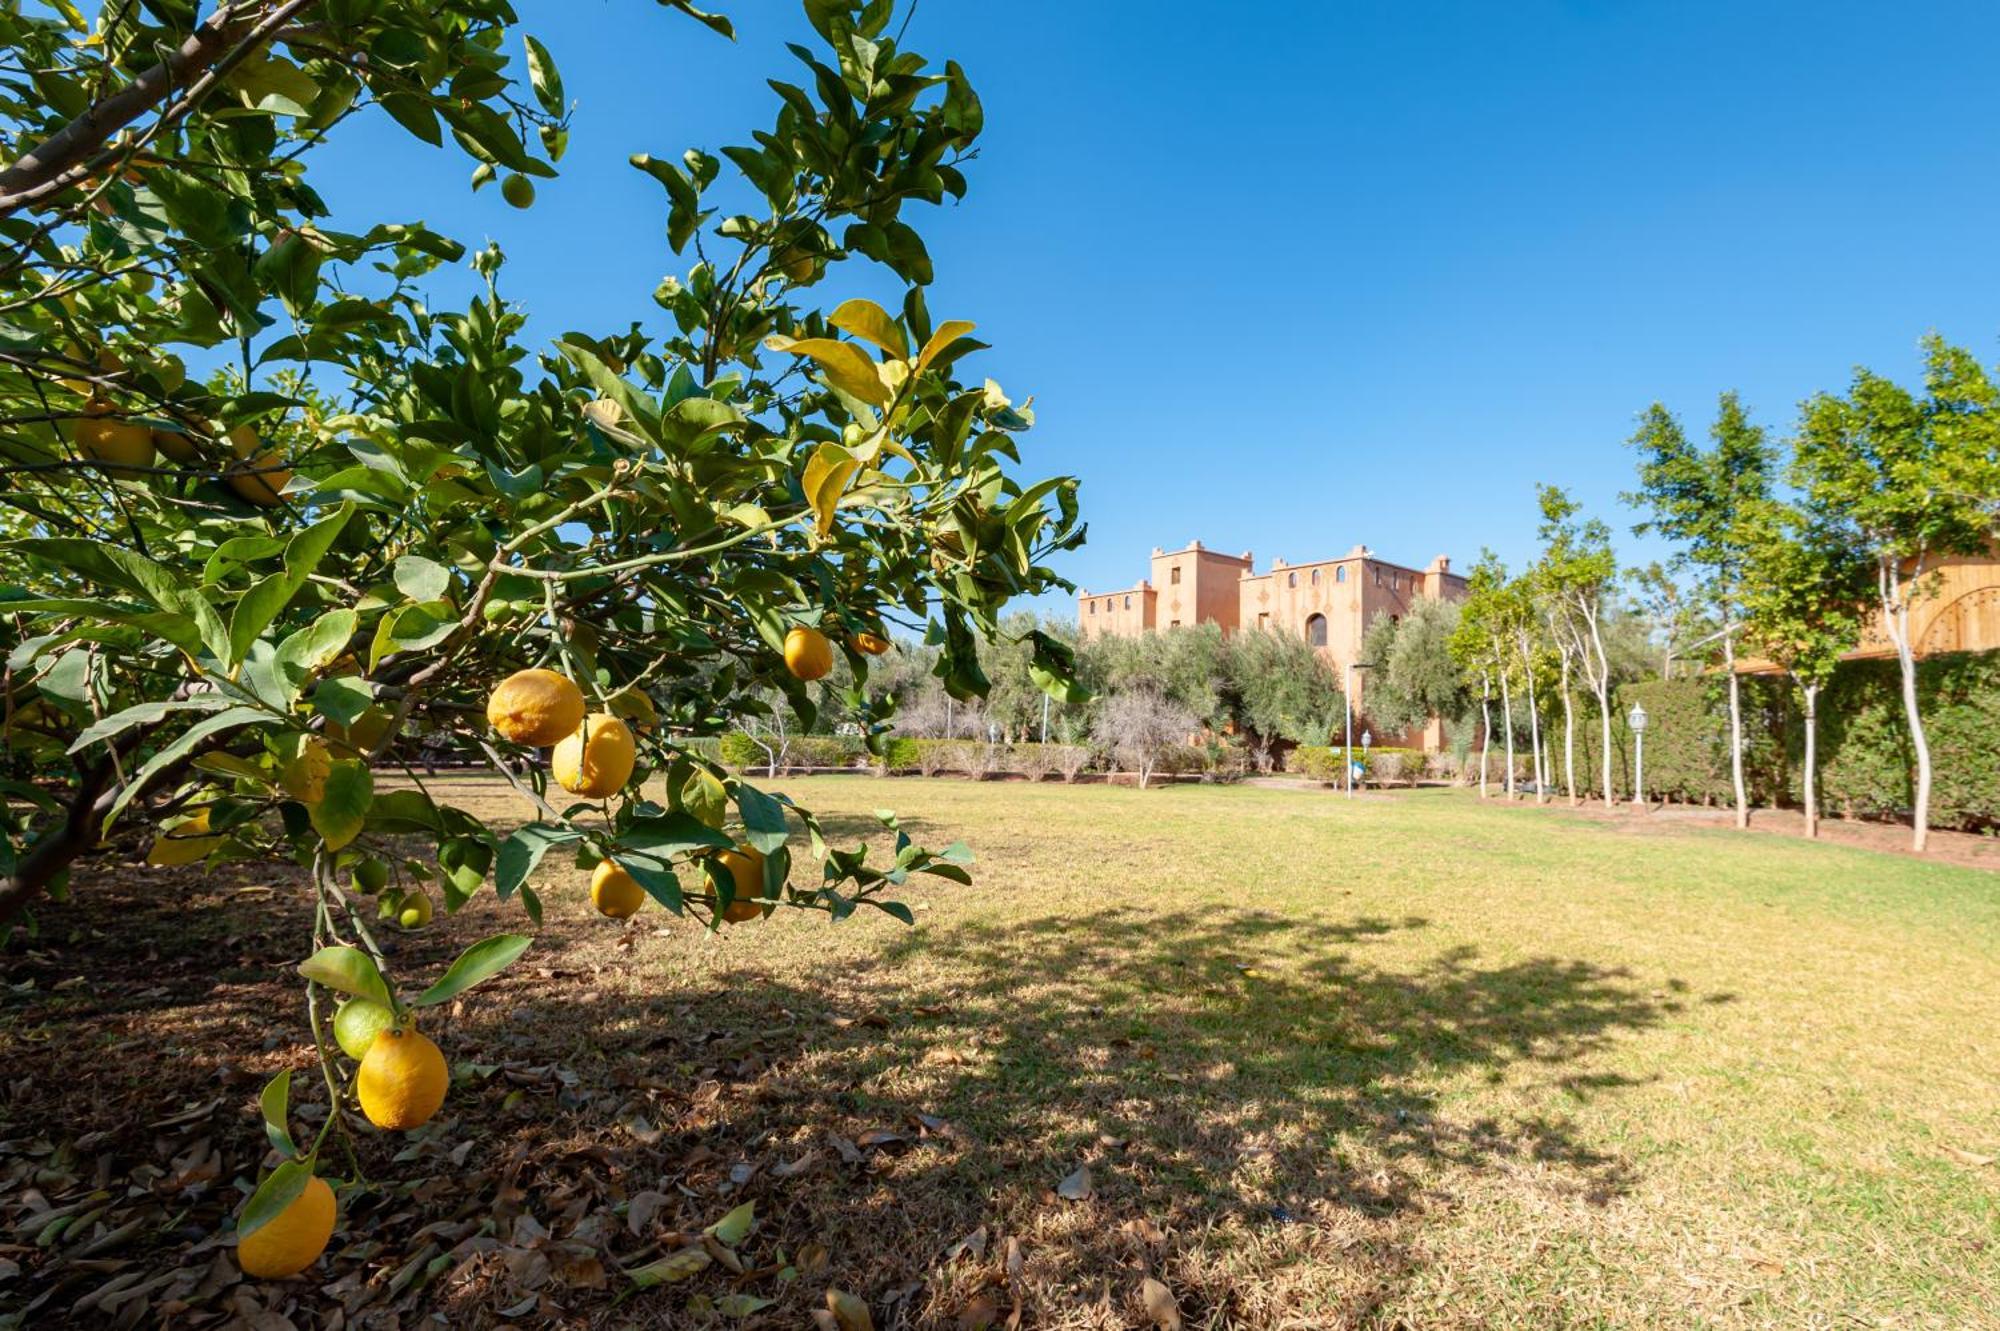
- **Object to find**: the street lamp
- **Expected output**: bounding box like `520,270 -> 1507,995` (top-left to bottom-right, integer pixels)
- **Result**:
1360,729 -> 1373,791
1343,661 -> 1376,797
1628,702 -> 1648,808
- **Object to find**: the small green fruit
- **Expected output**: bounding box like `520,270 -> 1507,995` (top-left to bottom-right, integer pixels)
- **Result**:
501,174 -> 536,209
334,999 -> 397,1060
351,858 -> 389,895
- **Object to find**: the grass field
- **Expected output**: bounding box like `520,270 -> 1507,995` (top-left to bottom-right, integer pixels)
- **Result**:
7,777 -> 1998,1328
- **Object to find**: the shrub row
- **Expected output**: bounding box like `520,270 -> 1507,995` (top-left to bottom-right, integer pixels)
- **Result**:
1552,652 -> 1999,830
713,733 -> 1237,782
1286,745 -> 1428,785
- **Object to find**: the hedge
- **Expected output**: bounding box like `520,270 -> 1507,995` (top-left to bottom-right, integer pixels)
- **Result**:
1287,745 -> 1425,785
1552,652 -> 1999,830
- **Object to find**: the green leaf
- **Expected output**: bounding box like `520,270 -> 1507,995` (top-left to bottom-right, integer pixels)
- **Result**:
274,609 -> 359,704
392,555 -> 450,603
914,319 -> 977,376
617,811 -> 734,858
309,760 -> 373,850
66,697 -> 228,755
104,707 -> 273,829
260,1069 -> 297,1158
522,34 -> 565,116
706,1200 -> 755,1245
311,675 -> 374,726
715,1294 -> 775,1318
495,823 -> 579,899
368,599 -> 458,672
297,944 -> 394,1008
226,504 -> 352,666
410,934 -> 531,1007
238,1158 -> 313,1240
734,784 -> 788,854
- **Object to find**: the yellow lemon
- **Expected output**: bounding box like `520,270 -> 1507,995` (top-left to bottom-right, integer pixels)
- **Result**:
237,1174 -> 336,1279
590,859 -> 646,919
850,630 -> 891,657
607,687 -> 657,733
713,844 -> 767,923
552,713 -> 635,798
333,999 -> 396,1060
784,626 -> 833,681
357,1026 -> 448,1130
486,669 -> 585,746
151,427 -> 200,462
74,399 -> 154,473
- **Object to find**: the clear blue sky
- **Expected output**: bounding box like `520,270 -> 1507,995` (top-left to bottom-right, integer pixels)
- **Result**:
306,1 -> 2000,612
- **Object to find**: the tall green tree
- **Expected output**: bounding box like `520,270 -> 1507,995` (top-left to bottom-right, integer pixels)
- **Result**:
1448,551 -> 1513,798
1535,485 -> 1619,807
1359,596 -> 1467,741
1740,500 -> 1869,839
1627,391 -> 1773,828
1792,337 -> 1994,852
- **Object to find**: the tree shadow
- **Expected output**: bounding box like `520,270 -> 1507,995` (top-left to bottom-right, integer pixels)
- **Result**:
0,866 -> 1701,1328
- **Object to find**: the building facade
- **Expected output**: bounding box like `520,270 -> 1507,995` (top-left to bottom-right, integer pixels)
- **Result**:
1076,540 -> 1469,749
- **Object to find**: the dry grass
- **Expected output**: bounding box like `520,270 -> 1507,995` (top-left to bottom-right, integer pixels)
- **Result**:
5,776 -> 1997,1328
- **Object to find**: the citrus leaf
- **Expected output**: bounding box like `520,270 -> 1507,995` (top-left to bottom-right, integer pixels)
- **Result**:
734,783 -> 788,854
914,319 -> 976,376
828,298 -> 907,360
260,1069 -> 297,1158
410,934 -> 531,1007
762,335 -> 889,407
297,944 -> 394,1009
801,442 -> 863,538
392,554 -> 450,603
310,759 -> 372,850
706,1200 -> 755,1246
237,1158 -> 312,1240
495,823 -> 579,899
625,1246 -> 711,1286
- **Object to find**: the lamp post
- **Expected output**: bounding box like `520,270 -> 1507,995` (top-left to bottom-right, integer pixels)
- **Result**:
1628,702 -> 1648,808
1343,660 -> 1375,797
1361,729 -> 1373,791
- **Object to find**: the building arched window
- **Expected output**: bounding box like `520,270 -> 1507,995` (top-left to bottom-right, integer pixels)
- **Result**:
1287,571 -> 1297,588
1310,568 -> 1319,585
1089,600 -> 1097,614
1123,594 -> 1132,609
1336,566 -> 1346,583
1305,613 -> 1327,647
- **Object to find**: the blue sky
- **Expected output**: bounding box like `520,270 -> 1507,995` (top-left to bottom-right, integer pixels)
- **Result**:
305,1 -> 2000,611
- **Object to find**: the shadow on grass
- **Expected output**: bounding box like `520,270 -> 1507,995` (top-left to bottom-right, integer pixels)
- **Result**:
2,864 -> 1699,1328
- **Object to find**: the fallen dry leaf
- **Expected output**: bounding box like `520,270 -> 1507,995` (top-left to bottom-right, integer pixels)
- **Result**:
1141,1275 -> 1182,1329
1057,1165 -> 1093,1201
827,1287 -> 875,1331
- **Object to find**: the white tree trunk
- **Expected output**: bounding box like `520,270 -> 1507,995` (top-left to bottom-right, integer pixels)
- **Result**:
1498,655 -> 1516,800
1802,681 -> 1819,840
1520,640 -> 1545,806
1722,627 -> 1747,828
1585,604 -> 1615,811
1478,671 -> 1492,799
1881,557 -> 1931,852
1557,650 -> 1577,805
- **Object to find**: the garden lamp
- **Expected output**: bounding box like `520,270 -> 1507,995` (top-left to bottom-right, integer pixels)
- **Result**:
1628,702 -> 1648,807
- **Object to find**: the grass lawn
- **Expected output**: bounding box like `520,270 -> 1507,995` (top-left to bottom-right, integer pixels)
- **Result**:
6,777 -> 1997,1328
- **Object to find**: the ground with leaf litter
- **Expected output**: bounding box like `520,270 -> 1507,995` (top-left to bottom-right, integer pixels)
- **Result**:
3,777 -> 1997,1329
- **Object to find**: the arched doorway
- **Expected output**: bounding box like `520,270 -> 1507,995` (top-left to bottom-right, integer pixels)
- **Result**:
1305,613 -> 1327,647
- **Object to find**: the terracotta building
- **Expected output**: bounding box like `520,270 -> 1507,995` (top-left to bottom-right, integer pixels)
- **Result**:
1739,548 -> 2000,671
1076,540 -> 1469,749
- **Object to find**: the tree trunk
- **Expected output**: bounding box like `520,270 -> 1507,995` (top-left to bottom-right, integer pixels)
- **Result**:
1723,628 -> 1748,829
0,759 -> 119,927
1802,681 -> 1819,840
1478,672 -> 1492,799
1557,654 -> 1576,805
1498,660 -> 1516,800
1520,640 -> 1545,806
1882,560 -> 1930,853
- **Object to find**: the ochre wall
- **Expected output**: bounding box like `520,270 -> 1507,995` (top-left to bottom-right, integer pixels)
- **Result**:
1080,541 -> 1469,750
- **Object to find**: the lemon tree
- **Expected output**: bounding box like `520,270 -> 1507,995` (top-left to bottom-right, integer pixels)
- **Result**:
0,0 -> 1083,1273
